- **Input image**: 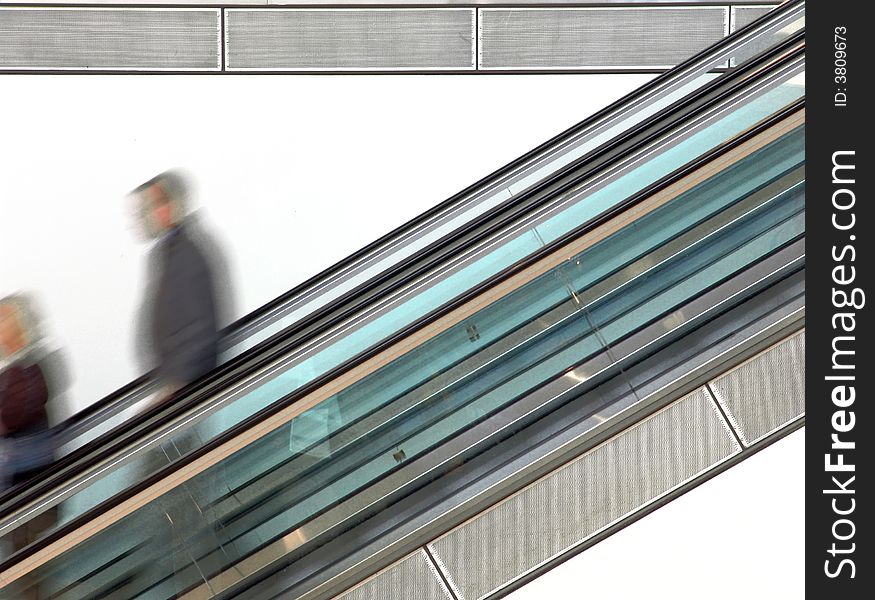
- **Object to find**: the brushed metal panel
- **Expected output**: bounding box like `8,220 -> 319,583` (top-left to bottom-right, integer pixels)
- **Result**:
226,9 -> 475,71
479,7 -> 727,70
427,388 -> 739,599
333,550 -> 453,600
732,5 -> 777,32
709,330 -> 805,446
729,5 -> 784,67
0,8 -> 220,70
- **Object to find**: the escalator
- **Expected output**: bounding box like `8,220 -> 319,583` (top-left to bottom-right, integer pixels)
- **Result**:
0,3 -> 806,598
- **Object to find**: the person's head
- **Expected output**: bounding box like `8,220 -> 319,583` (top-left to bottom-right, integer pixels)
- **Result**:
0,294 -> 39,359
132,170 -> 192,239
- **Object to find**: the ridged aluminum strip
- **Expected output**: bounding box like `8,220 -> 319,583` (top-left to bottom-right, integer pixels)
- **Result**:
0,8 -> 221,71
427,388 -> 740,600
478,7 -> 728,70
225,9 -> 476,71
709,330 -> 805,446
332,550 -> 453,600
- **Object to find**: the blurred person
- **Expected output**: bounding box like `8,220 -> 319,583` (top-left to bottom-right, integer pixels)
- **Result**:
0,294 -> 58,488
132,170 -> 228,409
0,293 -> 63,599
127,171 -> 235,594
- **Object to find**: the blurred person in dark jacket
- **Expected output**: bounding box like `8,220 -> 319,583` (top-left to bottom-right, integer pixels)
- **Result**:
0,294 -> 55,487
132,170 -> 226,407
128,171 -> 235,594
0,293 -> 62,599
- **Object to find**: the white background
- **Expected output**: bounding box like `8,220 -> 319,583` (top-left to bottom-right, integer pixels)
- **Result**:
0,74 -> 803,596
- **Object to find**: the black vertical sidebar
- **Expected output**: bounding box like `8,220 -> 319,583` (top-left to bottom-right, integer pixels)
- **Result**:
806,0 -> 872,597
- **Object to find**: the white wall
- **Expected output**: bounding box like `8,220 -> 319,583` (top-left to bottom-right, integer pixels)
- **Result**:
0,74 -> 651,417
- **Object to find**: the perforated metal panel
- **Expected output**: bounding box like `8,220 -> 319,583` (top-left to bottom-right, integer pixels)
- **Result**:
729,5 -> 784,67
427,388 -> 739,600
0,8 -> 220,70
709,330 -> 805,446
225,9 -> 475,71
333,550 -> 453,600
732,5 -> 777,32
478,7 -> 727,70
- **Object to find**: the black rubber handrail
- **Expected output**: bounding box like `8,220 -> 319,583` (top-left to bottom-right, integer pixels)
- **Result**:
0,17 -> 804,523
0,51 -> 806,574
0,17 -> 805,524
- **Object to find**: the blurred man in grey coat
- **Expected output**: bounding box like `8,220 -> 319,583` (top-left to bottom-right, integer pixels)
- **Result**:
133,170 -> 224,404
130,170 -> 234,593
